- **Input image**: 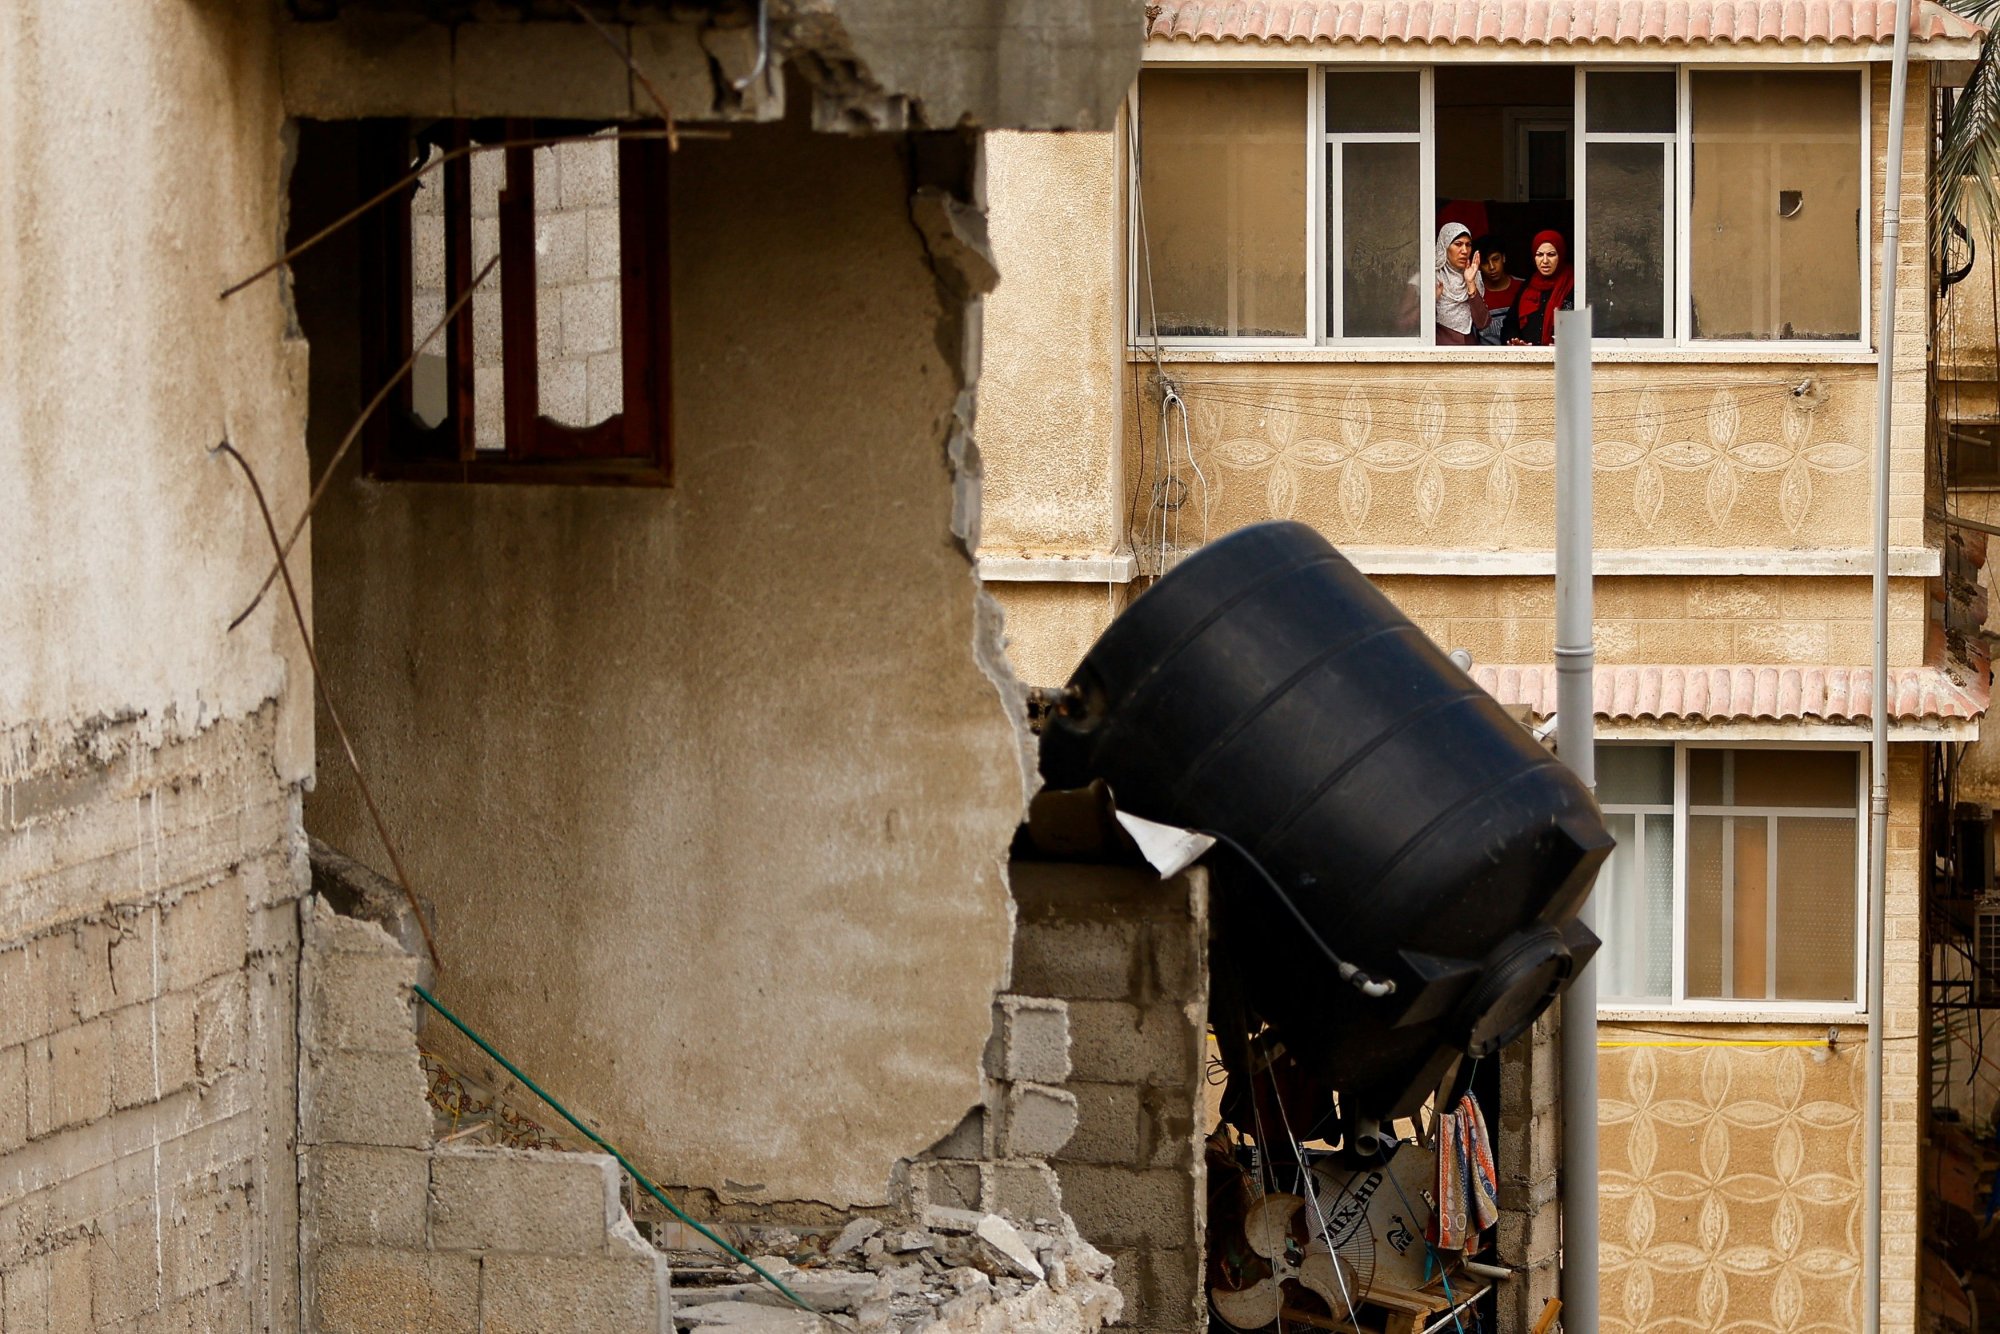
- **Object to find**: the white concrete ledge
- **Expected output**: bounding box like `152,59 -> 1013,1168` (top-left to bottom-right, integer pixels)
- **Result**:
1130,345 -> 1883,365
1598,1007 -> 1866,1027
977,547 -> 1941,580
1346,546 -> 1942,577
978,554 -> 1137,583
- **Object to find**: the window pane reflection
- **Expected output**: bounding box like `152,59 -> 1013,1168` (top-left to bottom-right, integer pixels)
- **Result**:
1586,142 -> 1669,338
1339,141 -> 1422,338
1137,69 -> 1308,338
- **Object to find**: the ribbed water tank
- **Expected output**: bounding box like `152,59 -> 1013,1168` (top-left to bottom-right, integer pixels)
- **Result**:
1040,522 -> 1609,1121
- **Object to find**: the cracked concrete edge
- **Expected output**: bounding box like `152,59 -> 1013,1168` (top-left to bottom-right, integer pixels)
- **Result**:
908,160 -> 1041,829
775,0 -> 1146,134
275,0 -> 1140,134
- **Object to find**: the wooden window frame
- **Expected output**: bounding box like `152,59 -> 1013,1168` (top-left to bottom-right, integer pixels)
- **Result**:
359,118 -> 672,486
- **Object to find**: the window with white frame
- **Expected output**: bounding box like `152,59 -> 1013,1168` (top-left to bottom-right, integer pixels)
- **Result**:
1130,64 -> 1868,348
1596,744 -> 1865,1009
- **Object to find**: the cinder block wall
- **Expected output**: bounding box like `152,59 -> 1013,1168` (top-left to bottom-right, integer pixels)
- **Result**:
1008,861 -> 1209,1333
298,893 -> 672,1334
909,992 -> 1079,1227
0,711 -> 303,1330
1494,1010 -> 1561,1334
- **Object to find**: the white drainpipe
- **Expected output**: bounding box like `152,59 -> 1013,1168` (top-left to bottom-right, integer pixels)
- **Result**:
1864,0 -> 1913,1326
1556,306 -> 1599,1334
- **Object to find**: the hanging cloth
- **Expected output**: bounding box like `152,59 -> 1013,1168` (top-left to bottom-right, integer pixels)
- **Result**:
1432,1093 -> 1500,1250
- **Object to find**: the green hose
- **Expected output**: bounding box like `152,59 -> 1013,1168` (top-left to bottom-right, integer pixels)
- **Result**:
410,984 -> 818,1316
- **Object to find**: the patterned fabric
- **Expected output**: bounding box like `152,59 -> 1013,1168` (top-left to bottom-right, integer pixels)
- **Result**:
1433,1093 -> 1500,1250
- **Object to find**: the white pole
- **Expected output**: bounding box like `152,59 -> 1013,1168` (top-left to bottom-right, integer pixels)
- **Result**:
1555,305 -> 1598,1334
1864,0 -> 1912,1327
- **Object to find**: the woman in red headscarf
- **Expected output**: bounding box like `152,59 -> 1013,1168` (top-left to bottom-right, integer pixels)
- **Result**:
1508,230 -> 1574,347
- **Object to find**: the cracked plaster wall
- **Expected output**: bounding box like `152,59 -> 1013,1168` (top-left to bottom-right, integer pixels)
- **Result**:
0,0 -> 313,781
0,4 -> 311,1330
297,101 -> 1030,1211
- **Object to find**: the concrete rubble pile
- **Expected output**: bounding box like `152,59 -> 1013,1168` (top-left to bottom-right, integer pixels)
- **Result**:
668,1207 -> 1121,1332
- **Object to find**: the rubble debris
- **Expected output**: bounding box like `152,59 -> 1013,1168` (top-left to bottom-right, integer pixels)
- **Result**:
667,1209 -> 1118,1332
828,1217 -> 882,1257
970,1214 -> 1044,1283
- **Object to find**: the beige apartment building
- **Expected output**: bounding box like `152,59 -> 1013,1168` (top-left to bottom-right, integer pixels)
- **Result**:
976,2 -> 1987,1329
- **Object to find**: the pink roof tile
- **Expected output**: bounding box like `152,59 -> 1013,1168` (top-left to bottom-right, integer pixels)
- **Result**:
1468,663 -> 1989,723
1145,0 -> 1981,47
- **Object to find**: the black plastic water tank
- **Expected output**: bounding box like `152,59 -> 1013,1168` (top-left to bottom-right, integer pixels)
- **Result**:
1040,522 -> 1610,1122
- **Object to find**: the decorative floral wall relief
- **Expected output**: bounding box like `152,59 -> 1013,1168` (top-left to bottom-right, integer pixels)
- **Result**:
1598,1042 -> 1863,1333
1182,380 -> 1866,536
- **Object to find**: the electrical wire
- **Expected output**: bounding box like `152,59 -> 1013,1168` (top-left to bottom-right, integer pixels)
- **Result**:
1199,828 -> 1396,998
1374,1137 -> 1472,1334
212,441 -> 443,973
1262,1058 -> 1360,1325
411,984 -> 822,1318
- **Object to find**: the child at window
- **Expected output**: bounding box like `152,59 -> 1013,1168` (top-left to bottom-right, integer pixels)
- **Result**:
1475,237 -> 1519,345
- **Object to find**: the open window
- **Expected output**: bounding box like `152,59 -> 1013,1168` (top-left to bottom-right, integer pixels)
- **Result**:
360,119 -> 673,485
1131,64 -> 1868,350
1432,65 -> 1576,345
1948,421 -> 2000,487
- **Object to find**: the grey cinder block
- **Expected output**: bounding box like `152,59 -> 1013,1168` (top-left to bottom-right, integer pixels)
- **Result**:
428,1149 -> 619,1256
998,1082 -> 1079,1160
986,994 -> 1072,1085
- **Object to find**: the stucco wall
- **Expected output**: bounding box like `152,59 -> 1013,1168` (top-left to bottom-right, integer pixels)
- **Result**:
1375,575 -> 1927,669
975,56 -> 1939,1334
979,130 -> 1126,559
298,109 -> 1026,1210
998,572 -> 1931,689
0,2 -> 311,783
978,66 -> 1938,693
1121,358 -> 1908,557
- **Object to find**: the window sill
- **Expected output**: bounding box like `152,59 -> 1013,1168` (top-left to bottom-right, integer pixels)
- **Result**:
1598,1005 -> 1864,1026
1129,344 -> 1881,365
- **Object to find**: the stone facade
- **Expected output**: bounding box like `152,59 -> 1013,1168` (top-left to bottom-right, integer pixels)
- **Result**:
975,39 -> 1947,1334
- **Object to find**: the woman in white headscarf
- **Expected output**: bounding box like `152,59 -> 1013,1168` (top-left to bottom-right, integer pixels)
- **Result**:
1434,221 -> 1489,346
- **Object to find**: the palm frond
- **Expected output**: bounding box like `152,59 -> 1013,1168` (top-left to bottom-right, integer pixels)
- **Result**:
1944,0 -> 2000,31
1934,36 -> 2000,264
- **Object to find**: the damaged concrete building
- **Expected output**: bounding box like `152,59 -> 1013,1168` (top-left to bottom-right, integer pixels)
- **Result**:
0,2 -> 1189,1330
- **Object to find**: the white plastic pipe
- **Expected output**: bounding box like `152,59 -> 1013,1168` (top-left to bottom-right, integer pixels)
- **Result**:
1555,306 -> 1599,1334
1864,1 -> 1912,1327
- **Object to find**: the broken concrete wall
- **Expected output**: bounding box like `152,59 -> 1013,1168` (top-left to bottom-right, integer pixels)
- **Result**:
274,2 -> 1143,134
296,98 -> 1029,1212
299,893 -> 672,1333
795,0 -> 1147,132
1008,863 -> 1208,1334
0,3 -> 313,1329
